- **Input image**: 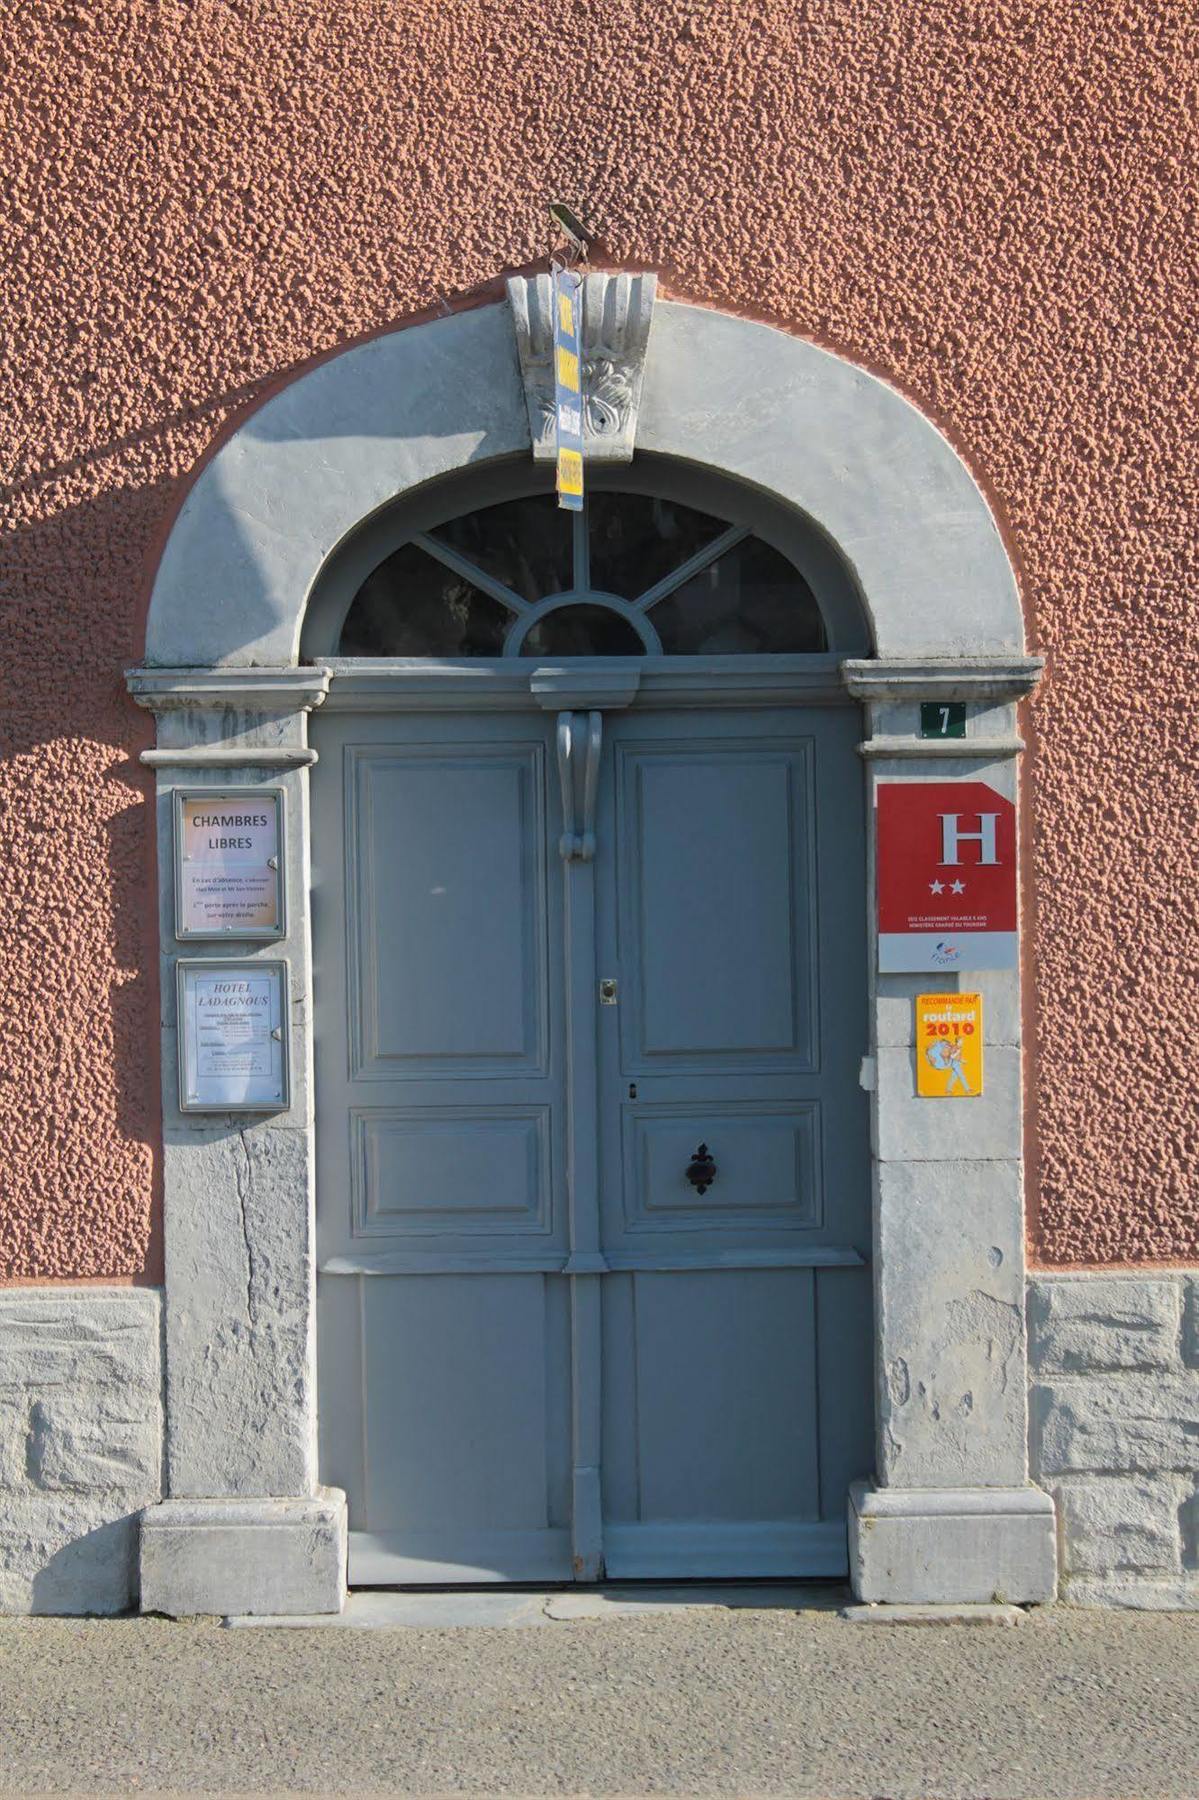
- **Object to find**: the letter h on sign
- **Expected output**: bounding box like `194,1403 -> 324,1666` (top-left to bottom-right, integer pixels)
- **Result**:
939,813 -> 999,866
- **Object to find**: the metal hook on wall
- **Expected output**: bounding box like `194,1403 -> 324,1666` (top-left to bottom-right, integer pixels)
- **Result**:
547,200 -> 592,270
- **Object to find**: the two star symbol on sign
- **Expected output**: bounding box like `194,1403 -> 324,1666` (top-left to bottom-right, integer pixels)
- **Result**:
929,879 -> 966,895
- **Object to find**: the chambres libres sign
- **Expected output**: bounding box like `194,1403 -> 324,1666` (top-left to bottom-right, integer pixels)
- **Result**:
174,789 -> 285,939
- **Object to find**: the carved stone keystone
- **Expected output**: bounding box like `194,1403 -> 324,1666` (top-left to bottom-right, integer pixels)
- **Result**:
506,271 -> 657,463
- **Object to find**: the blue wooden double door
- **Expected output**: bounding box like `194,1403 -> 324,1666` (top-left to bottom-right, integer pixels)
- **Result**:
314,699 -> 871,1582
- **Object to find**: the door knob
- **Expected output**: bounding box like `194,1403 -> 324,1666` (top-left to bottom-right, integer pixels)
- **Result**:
685,1143 -> 717,1195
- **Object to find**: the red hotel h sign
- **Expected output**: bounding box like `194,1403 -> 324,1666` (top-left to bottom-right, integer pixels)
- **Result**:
877,780 -> 1018,972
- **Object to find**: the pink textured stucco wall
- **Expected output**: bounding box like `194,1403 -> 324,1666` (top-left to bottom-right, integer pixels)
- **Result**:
1,0 -> 1195,1275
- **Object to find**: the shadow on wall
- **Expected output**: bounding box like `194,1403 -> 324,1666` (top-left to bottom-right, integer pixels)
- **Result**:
26,1514 -> 141,1617
0,307 -> 506,1279
0,476 -> 180,1282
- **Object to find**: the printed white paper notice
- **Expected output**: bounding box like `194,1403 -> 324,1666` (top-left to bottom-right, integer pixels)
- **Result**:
196,972 -> 272,1078
178,961 -> 289,1111
176,792 -> 283,937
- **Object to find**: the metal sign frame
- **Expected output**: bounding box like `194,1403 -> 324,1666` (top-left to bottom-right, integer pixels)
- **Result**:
177,957 -> 291,1113
173,787 -> 287,941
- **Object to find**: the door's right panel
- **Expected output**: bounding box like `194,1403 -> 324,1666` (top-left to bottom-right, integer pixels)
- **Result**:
598,707 -> 871,1577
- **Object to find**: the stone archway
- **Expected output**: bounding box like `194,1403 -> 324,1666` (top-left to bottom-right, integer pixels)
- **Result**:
130,278 -> 1051,1615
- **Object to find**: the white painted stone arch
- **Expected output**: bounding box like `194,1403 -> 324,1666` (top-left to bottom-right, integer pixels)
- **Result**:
130,289 -> 1053,1618
145,298 -> 1024,668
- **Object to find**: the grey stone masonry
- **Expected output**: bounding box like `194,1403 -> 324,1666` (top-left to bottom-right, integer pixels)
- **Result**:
140,1491 -> 346,1618
0,1289 -> 162,1614
1029,1273 -> 1199,1608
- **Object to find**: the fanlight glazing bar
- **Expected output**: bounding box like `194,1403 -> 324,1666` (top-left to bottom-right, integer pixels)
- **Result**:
631,523 -> 749,612
572,509 -> 590,590
410,531 -> 531,614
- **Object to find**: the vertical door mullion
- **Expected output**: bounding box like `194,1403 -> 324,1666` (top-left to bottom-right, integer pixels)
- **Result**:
557,709 -> 606,1580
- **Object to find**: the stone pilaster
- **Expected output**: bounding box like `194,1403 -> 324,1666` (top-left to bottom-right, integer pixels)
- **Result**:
843,655 -> 1056,1606
126,667 -> 346,1617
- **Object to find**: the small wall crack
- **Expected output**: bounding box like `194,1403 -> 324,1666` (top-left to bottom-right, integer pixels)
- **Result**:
234,1129 -> 257,1334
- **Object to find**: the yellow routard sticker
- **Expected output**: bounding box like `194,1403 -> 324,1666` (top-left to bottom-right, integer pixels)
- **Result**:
916,992 -> 983,1098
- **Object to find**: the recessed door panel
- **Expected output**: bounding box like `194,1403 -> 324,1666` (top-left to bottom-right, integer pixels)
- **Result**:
633,1268 -> 819,1519
354,1272 -> 572,1581
621,1100 -> 822,1236
348,744 -> 548,1079
362,1273 -> 559,1528
351,1105 -> 551,1240
618,740 -> 816,1072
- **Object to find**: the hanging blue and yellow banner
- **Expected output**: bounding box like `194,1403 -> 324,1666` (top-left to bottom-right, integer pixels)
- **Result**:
552,266 -> 584,510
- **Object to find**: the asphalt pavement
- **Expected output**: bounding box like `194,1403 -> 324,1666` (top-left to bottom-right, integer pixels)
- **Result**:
0,1588 -> 1195,1796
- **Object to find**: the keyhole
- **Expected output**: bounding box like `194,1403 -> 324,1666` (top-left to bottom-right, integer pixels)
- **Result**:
628,1083 -> 637,1100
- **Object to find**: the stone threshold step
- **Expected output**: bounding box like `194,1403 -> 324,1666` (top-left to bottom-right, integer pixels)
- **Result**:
225,1583 -> 848,1629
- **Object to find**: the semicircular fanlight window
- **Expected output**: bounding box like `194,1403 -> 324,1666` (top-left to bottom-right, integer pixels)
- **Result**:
336,490 -> 828,657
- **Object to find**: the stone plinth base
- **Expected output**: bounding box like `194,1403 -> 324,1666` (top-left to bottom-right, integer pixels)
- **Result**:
140,1489 -> 347,1618
849,1481 -> 1056,1605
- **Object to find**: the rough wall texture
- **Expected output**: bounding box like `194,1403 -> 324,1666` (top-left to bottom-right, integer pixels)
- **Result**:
1,0 -> 1195,1275
1029,1275 -> 1199,1607
0,1289 -> 162,1611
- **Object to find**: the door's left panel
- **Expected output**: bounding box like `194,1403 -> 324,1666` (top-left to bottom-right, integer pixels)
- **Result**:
312,710 -> 572,1582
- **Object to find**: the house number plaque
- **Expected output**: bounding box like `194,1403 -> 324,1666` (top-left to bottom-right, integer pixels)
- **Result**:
174,789 -> 285,940
177,959 -> 290,1112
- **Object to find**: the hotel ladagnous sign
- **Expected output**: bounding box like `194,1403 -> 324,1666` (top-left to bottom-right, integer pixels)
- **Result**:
877,781 -> 1018,971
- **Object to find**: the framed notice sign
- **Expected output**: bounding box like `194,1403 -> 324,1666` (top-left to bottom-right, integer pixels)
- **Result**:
177,959 -> 290,1112
174,789 -> 285,940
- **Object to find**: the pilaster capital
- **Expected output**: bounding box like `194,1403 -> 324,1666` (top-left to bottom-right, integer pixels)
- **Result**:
841,655 -> 1044,704
125,666 -> 333,714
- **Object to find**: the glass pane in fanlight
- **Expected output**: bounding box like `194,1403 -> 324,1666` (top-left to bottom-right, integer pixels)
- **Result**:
338,541 -> 512,655
519,604 -> 645,657
650,536 -> 827,653
588,492 -> 727,598
429,494 -> 572,602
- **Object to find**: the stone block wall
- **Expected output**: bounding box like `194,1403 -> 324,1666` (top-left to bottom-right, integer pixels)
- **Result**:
0,1290 -> 161,1614
1029,1274 -> 1199,1608
5,1274 -> 1199,1613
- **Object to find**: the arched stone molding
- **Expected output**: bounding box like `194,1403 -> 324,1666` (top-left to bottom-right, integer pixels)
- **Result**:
146,297 -> 1023,669
130,287 -> 1052,1617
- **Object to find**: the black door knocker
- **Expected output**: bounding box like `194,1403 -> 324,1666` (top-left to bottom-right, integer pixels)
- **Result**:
685,1143 -> 717,1195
